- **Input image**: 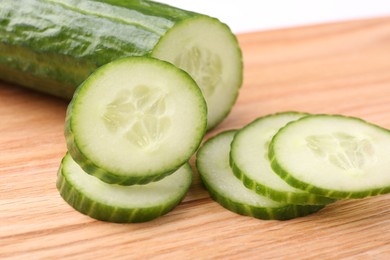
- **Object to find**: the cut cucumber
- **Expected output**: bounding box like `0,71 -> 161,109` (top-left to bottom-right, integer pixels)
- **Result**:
151,16 -> 242,129
269,114 -> 390,199
57,153 -> 192,223
196,130 -> 324,220
1,0 -> 242,129
230,112 -> 335,205
65,56 -> 207,185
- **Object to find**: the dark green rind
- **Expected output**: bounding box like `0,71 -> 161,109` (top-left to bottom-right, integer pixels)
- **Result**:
56,154 -> 193,223
65,57 -> 207,185
93,0 -> 198,20
230,159 -> 335,205
0,0 -> 198,98
269,114 -> 390,199
196,130 -> 324,221
200,175 -> 324,221
229,112 -> 335,205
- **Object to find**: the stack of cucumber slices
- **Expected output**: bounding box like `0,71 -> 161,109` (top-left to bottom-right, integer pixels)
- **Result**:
58,57 -> 207,223
61,90 -> 390,223
196,112 -> 390,220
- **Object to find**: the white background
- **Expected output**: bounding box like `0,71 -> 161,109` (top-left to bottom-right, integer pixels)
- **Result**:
158,0 -> 390,33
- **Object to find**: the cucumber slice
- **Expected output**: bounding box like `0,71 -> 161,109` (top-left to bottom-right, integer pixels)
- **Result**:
65,56 -> 207,185
230,112 -> 335,205
151,16 -> 243,130
57,153 -> 192,223
196,130 -> 324,220
269,114 -> 390,199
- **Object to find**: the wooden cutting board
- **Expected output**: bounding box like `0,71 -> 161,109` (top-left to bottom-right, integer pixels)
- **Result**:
1,17 -> 390,259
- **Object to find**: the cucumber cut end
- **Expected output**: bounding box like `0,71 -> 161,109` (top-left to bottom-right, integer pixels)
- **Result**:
151,15 -> 243,130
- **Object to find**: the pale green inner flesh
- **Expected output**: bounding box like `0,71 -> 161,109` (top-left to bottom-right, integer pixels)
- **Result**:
231,113 -> 307,193
152,16 -> 242,129
72,58 -> 206,175
274,116 -> 390,192
103,85 -> 171,150
198,131 -> 286,208
305,132 -> 375,171
174,46 -> 222,98
63,153 -> 191,208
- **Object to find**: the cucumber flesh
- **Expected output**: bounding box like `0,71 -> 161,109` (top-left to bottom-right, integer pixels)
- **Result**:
269,114 -> 390,199
196,130 -> 324,220
57,153 -> 193,223
65,56 -> 207,185
151,16 -> 243,130
230,112 -> 335,205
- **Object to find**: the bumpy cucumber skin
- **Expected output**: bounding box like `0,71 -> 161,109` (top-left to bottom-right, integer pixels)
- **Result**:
0,0 -> 197,98
230,112 -> 335,205
57,156 -> 193,223
196,130 -> 324,221
269,114 -> 390,199
65,56 -> 207,185
93,0 -> 198,19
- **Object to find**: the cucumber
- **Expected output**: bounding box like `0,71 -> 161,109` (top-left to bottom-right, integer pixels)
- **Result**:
57,153 -> 193,223
230,112 -> 335,205
269,114 -> 390,199
65,56 -> 207,185
0,0 -> 242,129
196,130 -> 324,220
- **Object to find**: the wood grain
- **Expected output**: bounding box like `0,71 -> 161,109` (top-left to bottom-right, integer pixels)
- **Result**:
1,17 -> 390,259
